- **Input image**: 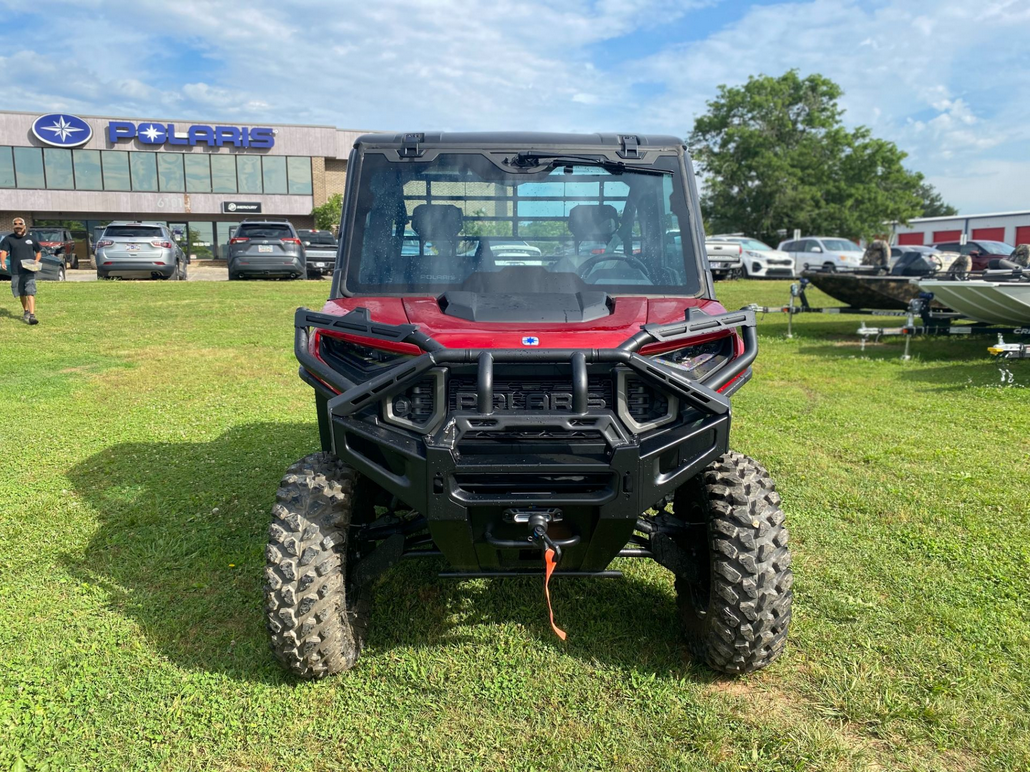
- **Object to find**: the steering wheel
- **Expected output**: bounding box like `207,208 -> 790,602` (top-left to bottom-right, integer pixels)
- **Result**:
577,251 -> 652,282
928,253 -> 943,271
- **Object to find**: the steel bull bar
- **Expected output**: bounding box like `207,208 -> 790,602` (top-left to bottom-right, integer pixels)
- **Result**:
293,306 -> 758,570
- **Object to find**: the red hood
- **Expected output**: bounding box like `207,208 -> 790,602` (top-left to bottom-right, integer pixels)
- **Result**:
320,295 -> 728,350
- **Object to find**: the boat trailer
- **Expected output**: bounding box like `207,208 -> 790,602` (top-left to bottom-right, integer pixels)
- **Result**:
752,279 -> 1030,360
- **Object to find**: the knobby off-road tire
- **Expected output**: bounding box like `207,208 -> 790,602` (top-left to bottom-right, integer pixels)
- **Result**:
673,451 -> 792,674
265,452 -> 371,678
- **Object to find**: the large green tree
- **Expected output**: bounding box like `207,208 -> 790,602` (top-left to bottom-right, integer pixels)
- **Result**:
689,71 -> 928,244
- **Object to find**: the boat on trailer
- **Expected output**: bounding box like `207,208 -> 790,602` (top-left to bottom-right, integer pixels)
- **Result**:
918,270 -> 1030,326
802,271 -> 947,311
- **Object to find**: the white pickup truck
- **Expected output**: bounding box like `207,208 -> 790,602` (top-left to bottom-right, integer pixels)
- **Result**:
705,239 -> 744,279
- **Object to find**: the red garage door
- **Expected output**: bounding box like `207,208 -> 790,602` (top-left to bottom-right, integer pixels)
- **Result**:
1015,226 -> 1030,245
897,232 -> 923,245
933,230 -> 963,243
972,227 -> 1005,241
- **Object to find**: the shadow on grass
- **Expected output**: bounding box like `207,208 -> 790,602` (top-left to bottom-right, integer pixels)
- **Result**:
66,422 -> 708,683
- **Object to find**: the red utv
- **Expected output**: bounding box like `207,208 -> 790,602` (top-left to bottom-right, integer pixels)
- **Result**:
266,133 -> 793,678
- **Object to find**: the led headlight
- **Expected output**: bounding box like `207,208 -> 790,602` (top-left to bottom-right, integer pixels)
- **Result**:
653,336 -> 734,381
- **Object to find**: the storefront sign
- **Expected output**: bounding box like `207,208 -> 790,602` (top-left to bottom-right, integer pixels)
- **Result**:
222,202 -> 262,214
107,121 -> 276,149
32,113 -> 93,147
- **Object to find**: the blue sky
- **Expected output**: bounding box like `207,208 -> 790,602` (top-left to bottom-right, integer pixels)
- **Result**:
1,0 -> 1028,214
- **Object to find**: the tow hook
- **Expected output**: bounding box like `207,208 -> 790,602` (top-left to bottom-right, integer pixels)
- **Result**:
527,512 -> 563,563
511,509 -> 568,640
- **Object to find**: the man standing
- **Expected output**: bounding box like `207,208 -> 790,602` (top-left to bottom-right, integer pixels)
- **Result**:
0,217 -> 42,325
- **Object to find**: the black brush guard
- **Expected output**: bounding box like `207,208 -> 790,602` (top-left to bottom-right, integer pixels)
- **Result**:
295,306 -> 757,572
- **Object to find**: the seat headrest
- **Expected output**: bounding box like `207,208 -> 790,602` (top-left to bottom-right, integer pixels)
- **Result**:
567,204 -> 620,242
411,204 -> 463,240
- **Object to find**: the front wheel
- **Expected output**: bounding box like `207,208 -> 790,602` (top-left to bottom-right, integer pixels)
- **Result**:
265,453 -> 371,678
672,451 -> 792,674
57,267 -> 66,281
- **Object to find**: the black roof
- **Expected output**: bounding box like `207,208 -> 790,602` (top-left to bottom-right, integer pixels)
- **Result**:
354,131 -> 685,154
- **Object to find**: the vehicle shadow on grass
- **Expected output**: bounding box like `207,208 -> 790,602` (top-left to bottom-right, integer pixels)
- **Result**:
66,422 -> 712,683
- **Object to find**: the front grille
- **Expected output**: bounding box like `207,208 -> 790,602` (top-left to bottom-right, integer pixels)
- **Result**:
447,376 -> 614,413
623,376 -> 670,424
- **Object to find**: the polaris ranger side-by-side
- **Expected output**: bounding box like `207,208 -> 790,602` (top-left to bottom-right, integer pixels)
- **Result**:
266,132 -> 792,678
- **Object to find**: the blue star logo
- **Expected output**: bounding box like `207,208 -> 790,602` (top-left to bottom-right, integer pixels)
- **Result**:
138,123 -> 166,144
522,336 -> 540,346
31,113 -> 93,147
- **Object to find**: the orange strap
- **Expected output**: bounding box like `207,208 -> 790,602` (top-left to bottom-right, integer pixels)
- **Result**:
544,548 -> 567,640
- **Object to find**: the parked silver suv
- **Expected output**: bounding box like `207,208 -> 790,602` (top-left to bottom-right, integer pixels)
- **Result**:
96,222 -> 188,280
228,220 -> 306,280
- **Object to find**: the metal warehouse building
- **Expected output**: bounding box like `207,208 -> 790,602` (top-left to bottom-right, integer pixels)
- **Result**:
892,211 -> 1030,247
0,110 -> 370,265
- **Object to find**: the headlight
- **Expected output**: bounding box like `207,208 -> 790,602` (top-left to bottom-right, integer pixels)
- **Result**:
319,335 -> 413,379
383,369 -> 446,433
653,336 -> 734,381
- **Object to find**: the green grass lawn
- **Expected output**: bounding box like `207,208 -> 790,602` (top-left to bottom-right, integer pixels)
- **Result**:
1,279 -> 1028,772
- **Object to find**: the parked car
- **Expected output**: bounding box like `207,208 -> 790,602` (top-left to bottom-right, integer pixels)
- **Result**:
95,222 -> 188,280
297,229 -> 338,278
228,220 -> 306,280
464,238 -> 547,266
32,227 -> 78,269
777,237 -> 864,273
705,238 -> 744,279
713,235 -> 795,278
930,240 -> 1014,272
0,231 -> 68,281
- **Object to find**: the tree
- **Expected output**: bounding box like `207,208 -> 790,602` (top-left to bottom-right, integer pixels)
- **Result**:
916,182 -> 959,217
689,70 -> 926,244
312,193 -> 343,231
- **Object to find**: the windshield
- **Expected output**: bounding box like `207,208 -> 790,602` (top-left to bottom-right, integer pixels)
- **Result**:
822,239 -> 861,252
237,224 -> 293,239
344,152 -> 700,296
104,226 -> 163,238
978,241 -> 1014,255
33,229 -> 65,242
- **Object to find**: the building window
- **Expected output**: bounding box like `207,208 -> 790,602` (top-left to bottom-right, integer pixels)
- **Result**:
13,147 -> 45,188
0,147 -> 16,188
237,155 -> 262,194
73,150 -> 103,190
262,156 -> 287,195
158,154 -> 185,192
129,152 -> 159,192
102,151 -> 130,191
185,154 -> 212,193
288,157 -> 312,195
44,149 -> 75,190
187,221 -> 215,260
211,155 -> 237,193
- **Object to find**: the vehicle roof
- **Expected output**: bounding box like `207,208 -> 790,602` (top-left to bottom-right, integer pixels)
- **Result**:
240,219 -> 293,224
105,221 -> 166,227
353,131 -> 685,153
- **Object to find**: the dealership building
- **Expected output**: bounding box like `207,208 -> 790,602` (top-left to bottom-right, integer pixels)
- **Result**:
0,109 -> 370,265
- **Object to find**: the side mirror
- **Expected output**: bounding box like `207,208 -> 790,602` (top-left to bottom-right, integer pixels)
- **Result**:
54,246 -> 65,255
811,246 -> 823,253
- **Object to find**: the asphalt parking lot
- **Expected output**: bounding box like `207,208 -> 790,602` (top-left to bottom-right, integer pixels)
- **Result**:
65,265 -> 330,282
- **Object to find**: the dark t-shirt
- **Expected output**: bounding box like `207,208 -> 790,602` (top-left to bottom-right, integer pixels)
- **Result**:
0,232 -> 42,275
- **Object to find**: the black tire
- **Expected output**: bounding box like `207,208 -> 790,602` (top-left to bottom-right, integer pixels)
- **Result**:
672,451 -> 792,674
265,452 -> 371,678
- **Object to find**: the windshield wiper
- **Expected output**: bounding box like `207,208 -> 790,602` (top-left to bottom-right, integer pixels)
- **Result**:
504,152 -> 672,176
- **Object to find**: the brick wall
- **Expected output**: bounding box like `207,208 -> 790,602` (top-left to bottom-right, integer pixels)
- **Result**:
0,212 -> 32,231
325,159 -> 347,199
311,157 -> 327,207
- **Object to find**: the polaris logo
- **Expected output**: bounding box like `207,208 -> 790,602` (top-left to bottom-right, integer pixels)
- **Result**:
455,392 -> 606,411
522,336 -> 539,346
107,121 -> 276,148
32,113 -> 93,148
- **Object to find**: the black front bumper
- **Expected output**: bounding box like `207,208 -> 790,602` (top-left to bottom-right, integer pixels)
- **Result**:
294,306 -> 757,571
